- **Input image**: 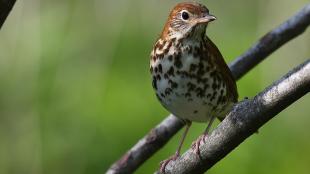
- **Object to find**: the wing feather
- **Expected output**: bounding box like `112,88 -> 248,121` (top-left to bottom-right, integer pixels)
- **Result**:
205,37 -> 238,102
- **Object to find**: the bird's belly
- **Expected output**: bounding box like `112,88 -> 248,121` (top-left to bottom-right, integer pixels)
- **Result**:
157,76 -> 218,122
165,94 -> 215,122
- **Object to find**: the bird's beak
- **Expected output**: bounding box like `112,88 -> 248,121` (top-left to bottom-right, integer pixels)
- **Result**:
196,14 -> 216,24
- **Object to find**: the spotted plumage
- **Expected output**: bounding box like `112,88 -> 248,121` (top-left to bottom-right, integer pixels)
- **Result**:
149,2 -> 238,172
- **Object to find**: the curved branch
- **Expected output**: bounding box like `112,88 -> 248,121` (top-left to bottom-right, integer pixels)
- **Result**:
106,4 -> 310,174
0,0 -> 16,29
155,59 -> 310,174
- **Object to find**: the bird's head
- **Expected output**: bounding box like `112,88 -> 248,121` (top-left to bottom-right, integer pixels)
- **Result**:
161,2 -> 216,40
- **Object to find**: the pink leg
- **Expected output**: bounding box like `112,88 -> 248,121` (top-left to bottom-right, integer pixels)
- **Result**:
160,121 -> 192,173
191,115 -> 215,156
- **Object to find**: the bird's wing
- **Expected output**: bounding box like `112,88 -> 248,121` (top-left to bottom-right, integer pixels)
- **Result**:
205,36 -> 238,102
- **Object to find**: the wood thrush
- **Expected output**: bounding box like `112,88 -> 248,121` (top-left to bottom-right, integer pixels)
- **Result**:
150,2 -> 238,172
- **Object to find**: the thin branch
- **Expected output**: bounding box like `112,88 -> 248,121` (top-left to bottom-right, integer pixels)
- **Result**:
230,3 -> 310,80
0,0 -> 16,29
106,4 -> 310,174
155,59 -> 310,174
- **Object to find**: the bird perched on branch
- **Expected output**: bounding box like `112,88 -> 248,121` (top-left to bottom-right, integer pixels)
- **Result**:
150,2 -> 238,172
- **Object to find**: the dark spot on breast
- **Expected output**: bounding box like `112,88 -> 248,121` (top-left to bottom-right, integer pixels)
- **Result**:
168,55 -> 173,61
152,55 -> 156,61
212,83 -> 218,90
166,41 -> 172,51
210,70 -> 216,77
157,40 -> 166,51
190,64 -> 197,72
212,105 -> 218,111
176,38 -> 184,47
156,43 -> 163,51
163,48 -> 169,55
174,53 -> 182,68
158,54 -> 164,60
199,77 -> 208,84
156,74 -> 161,80
154,67 -> 158,73
158,64 -> 162,73
150,66 -> 153,73
197,62 -> 205,76
161,93 -> 165,98
165,88 -> 172,95
164,74 -> 169,79
210,91 -> 217,101
168,80 -> 178,89
195,87 -> 205,98
167,66 -> 175,76
187,82 -> 196,92
152,77 -> 157,90
177,70 -> 190,78
193,110 -> 198,114
203,83 -> 209,90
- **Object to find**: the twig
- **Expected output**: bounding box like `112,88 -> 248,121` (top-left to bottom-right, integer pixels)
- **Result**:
155,59 -> 310,174
230,3 -> 310,80
106,4 -> 310,174
0,0 -> 16,29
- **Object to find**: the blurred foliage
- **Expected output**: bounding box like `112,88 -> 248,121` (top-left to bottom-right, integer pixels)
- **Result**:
0,0 -> 309,174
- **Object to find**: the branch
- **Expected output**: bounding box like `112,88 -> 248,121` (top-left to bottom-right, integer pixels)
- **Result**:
106,4 -> 310,174
0,0 -> 16,29
155,59 -> 310,174
230,3 -> 310,80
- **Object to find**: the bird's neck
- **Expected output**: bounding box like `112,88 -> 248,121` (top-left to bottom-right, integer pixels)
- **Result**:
162,24 -> 207,41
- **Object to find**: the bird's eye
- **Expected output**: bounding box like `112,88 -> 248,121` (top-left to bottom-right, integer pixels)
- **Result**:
181,11 -> 189,20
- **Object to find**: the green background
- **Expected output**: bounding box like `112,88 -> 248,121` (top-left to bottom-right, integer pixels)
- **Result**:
0,0 -> 309,174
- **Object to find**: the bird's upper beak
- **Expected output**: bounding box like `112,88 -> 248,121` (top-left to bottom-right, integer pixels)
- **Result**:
196,14 -> 216,24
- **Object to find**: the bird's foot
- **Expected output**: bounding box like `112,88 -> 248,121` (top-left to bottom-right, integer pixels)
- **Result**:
159,153 -> 179,173
191,133 -> 208,156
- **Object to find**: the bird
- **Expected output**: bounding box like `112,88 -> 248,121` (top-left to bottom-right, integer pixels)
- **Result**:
149,2 -> 238,172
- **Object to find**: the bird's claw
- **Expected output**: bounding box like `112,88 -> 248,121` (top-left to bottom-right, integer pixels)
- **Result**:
191,134 -> 208,156
159,154 -> 179,173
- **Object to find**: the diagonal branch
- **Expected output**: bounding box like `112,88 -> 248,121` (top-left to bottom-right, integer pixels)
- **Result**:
230,3 -> 310,79
155,59 -> 310,174
0,0 -> 16,29
106,4 -> 310,174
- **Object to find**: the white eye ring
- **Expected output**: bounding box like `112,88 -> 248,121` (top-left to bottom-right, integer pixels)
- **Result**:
180,10 -> 190,21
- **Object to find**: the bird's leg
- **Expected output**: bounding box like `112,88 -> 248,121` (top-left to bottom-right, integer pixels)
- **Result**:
191,115 -> 216,156
160,121 -> 192,173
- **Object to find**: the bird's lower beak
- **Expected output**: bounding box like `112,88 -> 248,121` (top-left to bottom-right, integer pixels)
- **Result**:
196,14 -> 216,24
